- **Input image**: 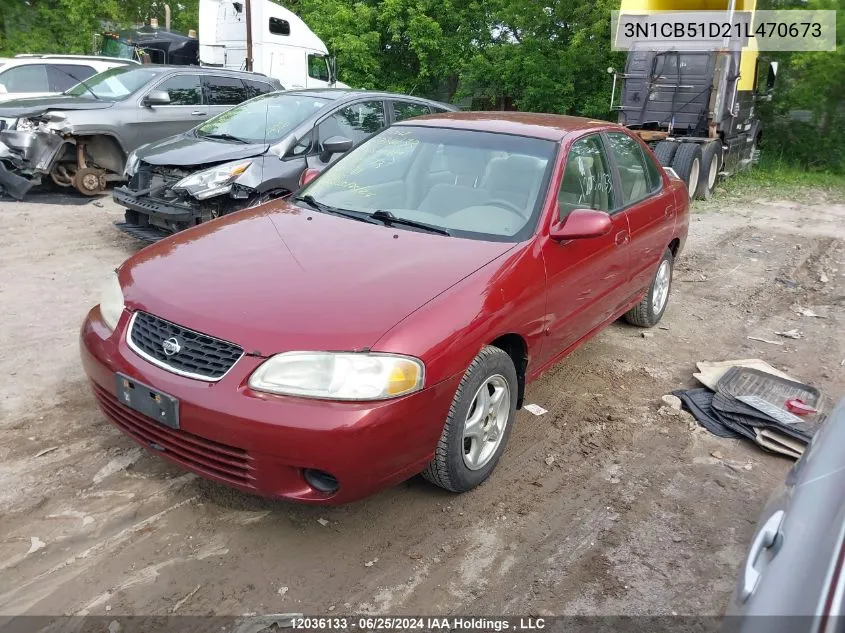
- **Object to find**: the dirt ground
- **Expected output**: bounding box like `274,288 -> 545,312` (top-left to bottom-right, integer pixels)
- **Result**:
0,187 -> 843,618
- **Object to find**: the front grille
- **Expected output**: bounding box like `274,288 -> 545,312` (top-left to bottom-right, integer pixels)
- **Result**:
131,164 -> 188,196
128,311 -> 243,381
91,382 -> 256,488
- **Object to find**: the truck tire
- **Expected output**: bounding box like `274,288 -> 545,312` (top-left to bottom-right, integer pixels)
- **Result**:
695,141 -> 722,200
671,143 -> 703,202
652,141 -> 677,167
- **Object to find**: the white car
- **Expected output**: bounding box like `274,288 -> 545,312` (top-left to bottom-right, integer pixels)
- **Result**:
0,55 -> 136,103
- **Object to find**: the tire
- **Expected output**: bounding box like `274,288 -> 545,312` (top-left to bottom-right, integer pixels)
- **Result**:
671,143 -> 703,202
652,141 -> 678,167
422,346 -> 518,493
624,248 -> 674,327
695,141 -> 722,200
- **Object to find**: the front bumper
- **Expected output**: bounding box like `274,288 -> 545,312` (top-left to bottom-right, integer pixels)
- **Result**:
0,129 -> 65,199
80,307 -> 460,504
113,186 -> 200,242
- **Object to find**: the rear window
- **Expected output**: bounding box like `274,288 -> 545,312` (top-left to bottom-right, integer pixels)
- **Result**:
392,101 -> 431,122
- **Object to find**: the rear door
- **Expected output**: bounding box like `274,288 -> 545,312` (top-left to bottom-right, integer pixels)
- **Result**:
135,72 -> 205,143
538,133 -> 631,368
202,74 -> 251,117
603,131 -> 675,300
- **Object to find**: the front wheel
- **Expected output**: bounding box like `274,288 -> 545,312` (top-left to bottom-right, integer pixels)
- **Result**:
624,248 -> 674,327
422,346 -> 518,493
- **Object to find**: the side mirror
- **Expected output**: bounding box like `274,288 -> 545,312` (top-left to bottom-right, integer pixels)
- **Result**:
299,167 -> 321,187
143,90 -> 171,107
319,135 -> 353,162
549,208 -> 613,241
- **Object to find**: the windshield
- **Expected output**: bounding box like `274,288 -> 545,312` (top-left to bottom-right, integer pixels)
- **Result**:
64,66 -> 163,100
300,126 -> 557,242
196,93 -> 329,144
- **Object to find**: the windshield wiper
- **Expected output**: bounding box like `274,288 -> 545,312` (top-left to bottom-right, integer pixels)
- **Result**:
58,68 -> 99,100
291,195 -> 380,225
200,132 -> 250,144
370,210 -> 450,236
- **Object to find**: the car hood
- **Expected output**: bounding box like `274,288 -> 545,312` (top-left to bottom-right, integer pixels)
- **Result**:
0,95 -> 114,118
139,133 -> 268,168
120,201 -> 516,355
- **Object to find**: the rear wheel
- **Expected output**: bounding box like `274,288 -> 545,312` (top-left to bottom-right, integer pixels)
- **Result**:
695,141 -> 722,200
671,143 -> 703,202
652,141 -> 678,167
624,248 -> 674,327
422,346 -> 518,493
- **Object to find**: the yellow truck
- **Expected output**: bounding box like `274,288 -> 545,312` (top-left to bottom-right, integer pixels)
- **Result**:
610,0 -> 779,199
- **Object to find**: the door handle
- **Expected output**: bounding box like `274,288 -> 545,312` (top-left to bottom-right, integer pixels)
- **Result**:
740,510 -> 784,602
614,230 -> 630,246
191,111 -> 207,116
664,205 -> 674,218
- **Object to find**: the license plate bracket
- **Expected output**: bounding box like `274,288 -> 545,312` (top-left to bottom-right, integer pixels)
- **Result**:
115,373 -> 180,429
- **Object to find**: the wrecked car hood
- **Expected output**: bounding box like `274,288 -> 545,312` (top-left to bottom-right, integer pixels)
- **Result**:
120,201 -> 516,353
138,134 -> 268,168
0,95 -> 114,119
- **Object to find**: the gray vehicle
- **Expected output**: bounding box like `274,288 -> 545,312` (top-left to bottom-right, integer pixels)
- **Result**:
0,65 -> 281,198
113,89 -> 455,242
725,397 -> 845,632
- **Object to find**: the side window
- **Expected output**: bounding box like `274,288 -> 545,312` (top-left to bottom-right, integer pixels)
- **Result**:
642,146 -> 663,192
155,74 -> 202,105
307,55 -> 330,82
558,135 -> 614,220
48,64 -> 96,92
245,79 -> 275,98
317,100 -> 386,147
269,17 -> 290,36
0,64 -> 49,92
606,132 -> 657,206
392,101 -> 431,122
203,75 -> 249,105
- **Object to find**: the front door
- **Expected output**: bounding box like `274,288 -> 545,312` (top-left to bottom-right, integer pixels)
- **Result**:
538,133 -> 632,368
134,73 -> 206,145
306,100 -> 387,170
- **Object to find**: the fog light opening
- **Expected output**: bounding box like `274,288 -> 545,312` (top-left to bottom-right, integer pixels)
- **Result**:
303,469 -> 339,494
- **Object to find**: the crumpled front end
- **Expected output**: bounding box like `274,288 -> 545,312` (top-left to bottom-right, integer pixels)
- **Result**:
115,159 -> 275,243
0,122 -> 67,199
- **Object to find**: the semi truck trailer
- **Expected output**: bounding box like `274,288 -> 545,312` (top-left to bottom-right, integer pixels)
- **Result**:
610,0 -> 778,200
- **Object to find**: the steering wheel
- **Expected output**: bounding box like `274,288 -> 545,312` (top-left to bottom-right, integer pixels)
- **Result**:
485,198 -> 527,218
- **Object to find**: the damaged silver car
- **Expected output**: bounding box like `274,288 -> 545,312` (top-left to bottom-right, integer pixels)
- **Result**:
0,65 -> 281,199
114,89 -> 455,242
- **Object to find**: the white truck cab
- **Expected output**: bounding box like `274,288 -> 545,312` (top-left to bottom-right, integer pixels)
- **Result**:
198,0 -> 347,89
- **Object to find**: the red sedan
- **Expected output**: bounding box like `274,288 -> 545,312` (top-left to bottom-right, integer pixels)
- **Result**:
81,112 -> 689,504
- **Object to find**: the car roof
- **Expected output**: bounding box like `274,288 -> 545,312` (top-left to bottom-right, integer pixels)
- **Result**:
283,88 -> 453,106
4,56 -> 131,67
395,111 -> 621,141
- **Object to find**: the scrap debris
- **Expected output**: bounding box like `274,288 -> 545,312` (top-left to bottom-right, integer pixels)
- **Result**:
774,329 -> 803,340
747,336 -> 784,346
673,359 -> 828,460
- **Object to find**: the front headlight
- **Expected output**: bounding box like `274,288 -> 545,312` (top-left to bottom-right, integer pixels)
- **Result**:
248,352 -> 425,400
99,271 -> 125,333
123,149 -> 141,179
172,161 -> 252,200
